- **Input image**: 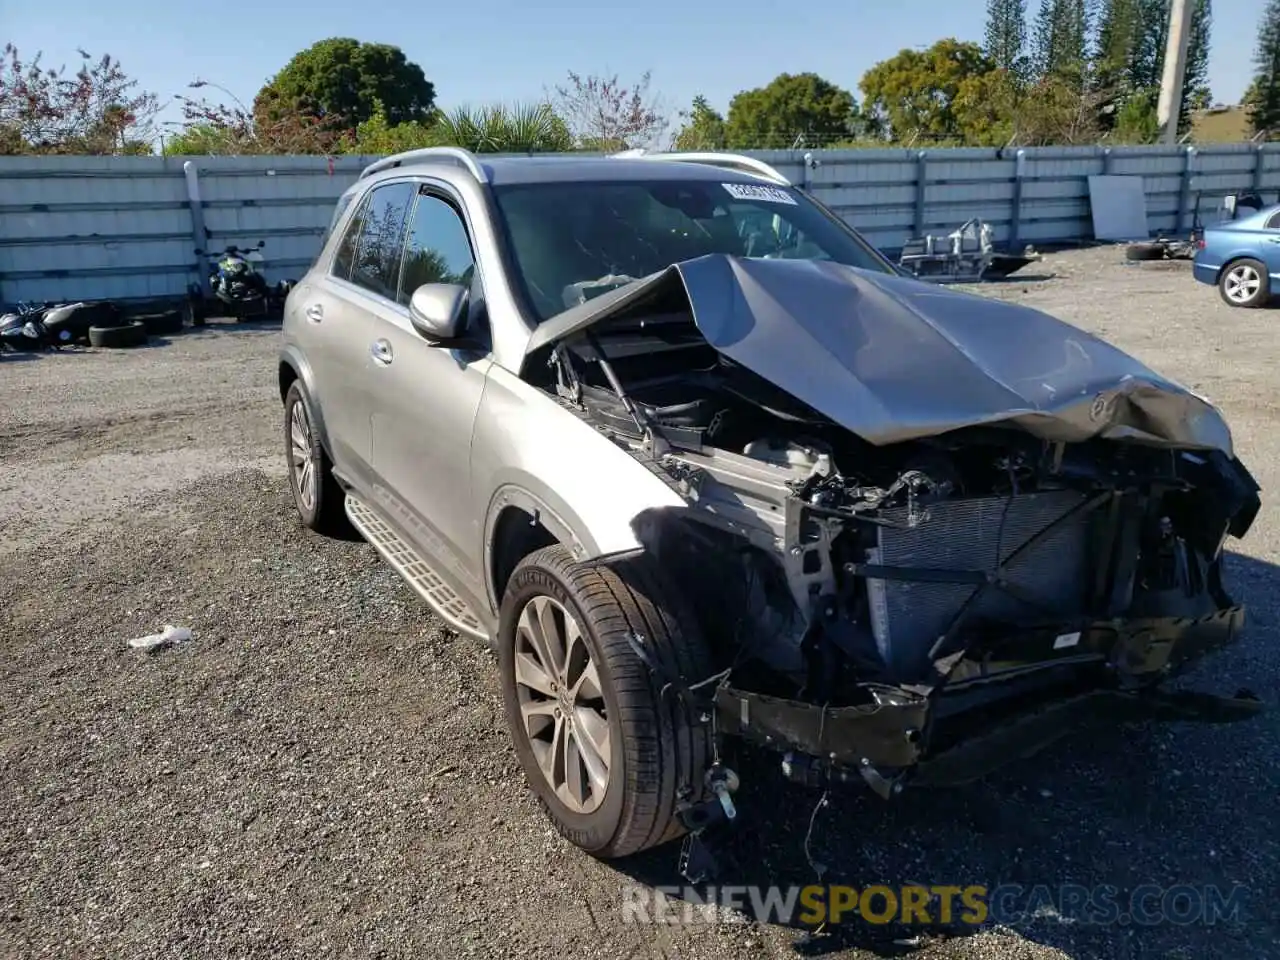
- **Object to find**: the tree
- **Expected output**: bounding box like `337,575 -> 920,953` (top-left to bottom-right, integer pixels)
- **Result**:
953,68 -> 1020,145
1094,0 -> 1211,134
985,0 -> 1029,79
1032,0 -> 1090,87
427,103 -> 574,153
724,73 -> 858,149
860,40 -> 995,142
1183,0 -> 1213,126
0,44 -> 158,154
174,89 -> 344,154
254,38 -> 434,135
550,70 -> 667,150
1094,0 -> 1142,98
1249,0 -> 1280,136
671,95 -> 727,150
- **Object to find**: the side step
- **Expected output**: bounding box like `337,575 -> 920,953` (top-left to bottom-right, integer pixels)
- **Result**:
345,495 -> 487,641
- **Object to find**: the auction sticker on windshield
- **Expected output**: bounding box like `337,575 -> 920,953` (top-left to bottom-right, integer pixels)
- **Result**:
722,183 -> 797,205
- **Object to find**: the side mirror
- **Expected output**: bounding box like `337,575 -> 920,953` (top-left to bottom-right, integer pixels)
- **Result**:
408,283 -> 468,341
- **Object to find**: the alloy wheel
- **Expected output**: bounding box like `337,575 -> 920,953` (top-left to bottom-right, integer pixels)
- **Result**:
512,595 -> 611,814
1224,264 -> 1261,303
289,400 -> 316,512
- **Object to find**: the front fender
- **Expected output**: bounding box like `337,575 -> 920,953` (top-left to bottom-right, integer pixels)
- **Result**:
472,365 -> 687,611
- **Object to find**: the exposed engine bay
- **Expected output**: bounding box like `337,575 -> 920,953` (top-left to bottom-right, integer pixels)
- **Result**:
521,253 -> 1264,806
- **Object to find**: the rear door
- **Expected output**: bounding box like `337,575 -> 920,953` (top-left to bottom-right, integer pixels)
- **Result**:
302,179 -> 417,487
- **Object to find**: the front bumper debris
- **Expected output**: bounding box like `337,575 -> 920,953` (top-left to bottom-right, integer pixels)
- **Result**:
714,607 -> 1261,792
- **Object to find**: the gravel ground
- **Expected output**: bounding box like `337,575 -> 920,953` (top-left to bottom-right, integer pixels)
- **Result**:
1,252 -> 1278,960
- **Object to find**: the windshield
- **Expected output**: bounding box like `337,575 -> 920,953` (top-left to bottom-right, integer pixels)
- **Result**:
492,179 -> 895,321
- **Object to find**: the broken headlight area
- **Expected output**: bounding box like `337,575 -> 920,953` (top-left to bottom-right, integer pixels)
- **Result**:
629,429 -> 1262,793
524,266 -> 1264,797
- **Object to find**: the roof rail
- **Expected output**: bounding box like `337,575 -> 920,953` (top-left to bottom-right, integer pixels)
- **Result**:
611,149 -> 791,186
358,147 -> 489,183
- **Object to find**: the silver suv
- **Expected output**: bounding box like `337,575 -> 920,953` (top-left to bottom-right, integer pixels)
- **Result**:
279,148 -> 1263,865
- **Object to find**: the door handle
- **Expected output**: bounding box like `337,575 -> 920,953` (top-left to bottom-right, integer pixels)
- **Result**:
370,339 -> 394,365
305,304 -> 324,323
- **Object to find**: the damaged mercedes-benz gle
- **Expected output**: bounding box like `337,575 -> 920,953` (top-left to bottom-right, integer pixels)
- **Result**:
280,149 -> 1264,870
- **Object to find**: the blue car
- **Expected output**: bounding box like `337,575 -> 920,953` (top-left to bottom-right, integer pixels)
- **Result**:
1193,202 -> 1280,308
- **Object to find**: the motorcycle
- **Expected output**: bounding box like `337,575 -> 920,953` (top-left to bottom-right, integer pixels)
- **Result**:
190,241 -> 271,325
0,301 -> 60,352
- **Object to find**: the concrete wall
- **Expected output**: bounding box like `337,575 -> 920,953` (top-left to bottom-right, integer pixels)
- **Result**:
3,144 -> 1279,306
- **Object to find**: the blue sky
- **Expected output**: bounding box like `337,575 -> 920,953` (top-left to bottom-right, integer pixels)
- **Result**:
4,0 -> 1266,136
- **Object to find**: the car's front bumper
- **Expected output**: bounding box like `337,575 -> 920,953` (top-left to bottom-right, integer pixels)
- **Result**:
714,606 -> 1261,792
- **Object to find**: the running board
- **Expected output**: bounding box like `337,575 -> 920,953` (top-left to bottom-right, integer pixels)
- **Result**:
344,495 -> 488,641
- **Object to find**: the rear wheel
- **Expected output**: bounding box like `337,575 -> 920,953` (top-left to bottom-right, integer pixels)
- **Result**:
283,380 -> 349,536
498,545 -> 712,858
1219,258 -> 1270,308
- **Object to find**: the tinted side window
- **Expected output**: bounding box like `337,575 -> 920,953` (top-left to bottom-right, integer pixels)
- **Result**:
332,195 -> 366,281
320,192 -> 357,258
397,190 -> 477,305
351,181 -> 416,299
1266,210 -> 1280,230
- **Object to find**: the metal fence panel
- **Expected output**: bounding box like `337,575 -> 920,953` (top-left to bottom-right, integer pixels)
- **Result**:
4,144 -> 1280,306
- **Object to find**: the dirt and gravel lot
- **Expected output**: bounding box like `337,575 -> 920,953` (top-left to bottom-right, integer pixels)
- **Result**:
1,247 -> 1278,960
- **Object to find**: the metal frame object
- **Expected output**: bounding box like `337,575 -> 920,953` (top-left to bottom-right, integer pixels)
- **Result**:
609,149 -> 792,185
358,147 -> 490,183
898,217 -> 1040,282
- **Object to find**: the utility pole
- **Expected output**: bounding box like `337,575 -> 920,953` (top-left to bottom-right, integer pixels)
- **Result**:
1157,0 -> 1194,144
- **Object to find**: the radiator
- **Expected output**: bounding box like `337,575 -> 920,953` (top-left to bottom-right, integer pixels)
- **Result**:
865,489 -> 1094,681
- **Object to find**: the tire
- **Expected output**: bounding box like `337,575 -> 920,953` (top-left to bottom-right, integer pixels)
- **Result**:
283,380 -> 349,536
88,320 -> 148,348
1218,258 -> 1270,308
134,309 -> 183,337
498,545 -> 713,859
1125,241 -> 1166,261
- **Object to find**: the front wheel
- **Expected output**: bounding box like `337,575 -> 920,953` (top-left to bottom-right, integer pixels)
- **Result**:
498,546 -> 713,858
1219,258 -> 1270,308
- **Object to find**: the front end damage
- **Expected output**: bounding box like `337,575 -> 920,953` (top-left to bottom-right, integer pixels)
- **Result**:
519,253 -> 1265,863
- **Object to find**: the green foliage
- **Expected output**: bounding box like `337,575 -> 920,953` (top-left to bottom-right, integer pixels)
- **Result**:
672,95 -> 727,150
163,122 -> 240,155
1032,0 -> 1090,88
345,100 -> 573,155
724,73 -> 858,149
984,0 -> 1029,79
433,103 -> 574,153
860,39 -> 995,142
1249,0 -> 1280,137
255,38 -> 435,133
1112,87 -> 1160,142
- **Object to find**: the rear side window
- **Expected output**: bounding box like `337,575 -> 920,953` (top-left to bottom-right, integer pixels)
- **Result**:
320,192 -> 357,257
1266,210 -> 1280,230
331,195 -> 366,280
351,182 -> 416,300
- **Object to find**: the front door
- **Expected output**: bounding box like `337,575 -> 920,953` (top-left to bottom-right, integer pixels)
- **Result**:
369,184 -> 492,600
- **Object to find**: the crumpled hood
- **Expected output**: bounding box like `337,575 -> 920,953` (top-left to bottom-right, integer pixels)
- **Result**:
525,254 -> 1234,454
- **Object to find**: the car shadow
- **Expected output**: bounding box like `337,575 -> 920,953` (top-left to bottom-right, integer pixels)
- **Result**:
611,549 -> 1279,957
